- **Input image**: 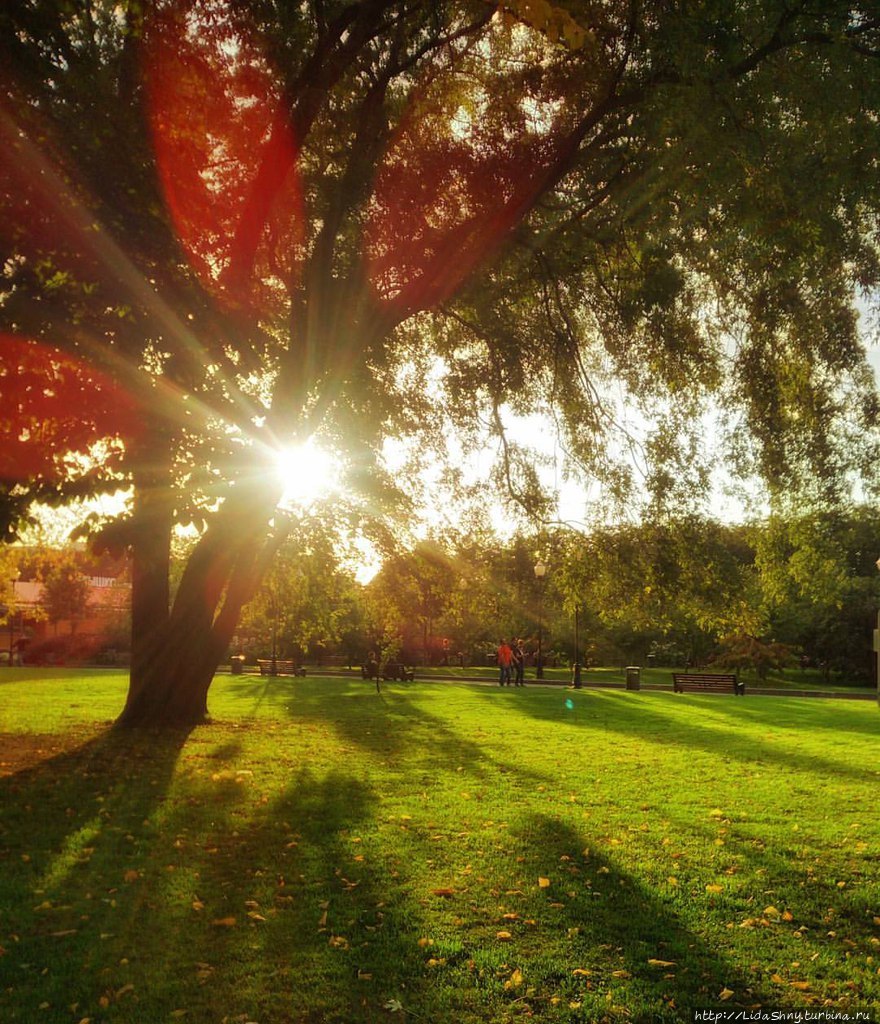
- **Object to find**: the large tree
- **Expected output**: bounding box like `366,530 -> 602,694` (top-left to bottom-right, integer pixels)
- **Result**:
1,1 -> 878,725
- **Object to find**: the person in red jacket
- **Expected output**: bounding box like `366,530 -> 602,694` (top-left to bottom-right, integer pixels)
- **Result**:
497,639 -> 513,686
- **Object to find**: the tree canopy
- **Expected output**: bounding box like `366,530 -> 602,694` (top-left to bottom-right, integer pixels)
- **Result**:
1,0 -> 879,723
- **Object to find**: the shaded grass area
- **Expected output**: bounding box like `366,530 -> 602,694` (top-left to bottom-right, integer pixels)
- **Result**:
1,670 -> 879,1022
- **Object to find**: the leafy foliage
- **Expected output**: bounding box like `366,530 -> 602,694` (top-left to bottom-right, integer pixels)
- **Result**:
235,521 -> 363,661
39,552 -> 92,632
1,0 -> 879,721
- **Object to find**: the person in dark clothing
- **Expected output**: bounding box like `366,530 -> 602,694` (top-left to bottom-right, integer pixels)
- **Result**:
512,638 -> 525,686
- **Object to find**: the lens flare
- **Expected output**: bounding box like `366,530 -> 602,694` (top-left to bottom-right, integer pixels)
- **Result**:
0,335 -> 141,482
144,1 -> 304,316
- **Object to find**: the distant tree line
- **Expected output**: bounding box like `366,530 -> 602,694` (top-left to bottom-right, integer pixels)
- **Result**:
230,506 -> 880,685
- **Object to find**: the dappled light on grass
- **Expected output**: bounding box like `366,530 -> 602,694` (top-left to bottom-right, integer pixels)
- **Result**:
1,676 -> 879,1020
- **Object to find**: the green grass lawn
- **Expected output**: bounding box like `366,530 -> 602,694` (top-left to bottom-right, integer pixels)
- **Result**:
1,669 -> 879,1023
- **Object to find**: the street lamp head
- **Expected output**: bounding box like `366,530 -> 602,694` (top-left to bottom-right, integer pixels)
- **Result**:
534,561 -> 547,579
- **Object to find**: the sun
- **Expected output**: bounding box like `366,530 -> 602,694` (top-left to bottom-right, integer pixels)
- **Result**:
273,439 -> 342,509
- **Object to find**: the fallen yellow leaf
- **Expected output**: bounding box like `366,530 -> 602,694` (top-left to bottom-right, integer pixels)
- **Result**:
719,987 -> 734,1000
504,968 -> 523,990
611,969 -> 631,978
211,917 -> 236,928
496,930 -> 513,941
648,959 -> 676,968
538,877 -> 551,888
571,968 -> 592,977
706,884 -> 723,894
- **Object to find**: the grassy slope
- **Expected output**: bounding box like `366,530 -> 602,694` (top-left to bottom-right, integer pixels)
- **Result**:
0,669 -> 878,1023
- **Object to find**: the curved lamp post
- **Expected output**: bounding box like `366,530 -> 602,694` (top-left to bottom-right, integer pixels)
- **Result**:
875,556 -> 880,707
572,602 -> 582,689
534,560 -> 546,679
7,569 -> 20,666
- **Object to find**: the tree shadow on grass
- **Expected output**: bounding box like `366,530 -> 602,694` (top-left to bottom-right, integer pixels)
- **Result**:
473,687 -> 879,785
653,804 -> 880,1007
0,726 -> 193,1019
0,717 -> 815,1024
222,676 -> 549,786
234,795 -> 761,1022
686,692 -> 880,738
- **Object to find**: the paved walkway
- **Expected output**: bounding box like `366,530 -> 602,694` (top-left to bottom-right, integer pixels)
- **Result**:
303,669 -> 876,701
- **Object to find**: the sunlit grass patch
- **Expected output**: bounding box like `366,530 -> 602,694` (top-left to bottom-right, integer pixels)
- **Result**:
0,673 -> 878,1022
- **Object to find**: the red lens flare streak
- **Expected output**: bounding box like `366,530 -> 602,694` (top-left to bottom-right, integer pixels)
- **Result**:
366,60 -> 578,318
144,1 -> 304,317
0,336 -> 142,483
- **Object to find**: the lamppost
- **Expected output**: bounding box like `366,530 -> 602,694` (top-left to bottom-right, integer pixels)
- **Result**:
534,560 -> 546,679
7,569 -> 20,666
269,578 -> 279,677
874,556 -> 880,706
572,602 -> 582,689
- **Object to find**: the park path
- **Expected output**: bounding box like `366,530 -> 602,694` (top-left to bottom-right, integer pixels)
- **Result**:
300,669 -> 876,700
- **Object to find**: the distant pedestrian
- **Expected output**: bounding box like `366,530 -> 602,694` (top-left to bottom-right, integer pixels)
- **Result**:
497,639 -> 513,686
512,638 -> 525,686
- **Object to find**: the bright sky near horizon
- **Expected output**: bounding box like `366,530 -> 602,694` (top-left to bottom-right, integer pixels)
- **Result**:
23,298 -> 880,573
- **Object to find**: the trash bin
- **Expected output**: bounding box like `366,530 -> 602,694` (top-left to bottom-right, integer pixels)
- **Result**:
625,666 -> 640,691
230,654 -> 245,675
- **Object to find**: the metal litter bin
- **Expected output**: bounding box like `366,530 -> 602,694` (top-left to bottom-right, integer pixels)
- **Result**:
230,654 -> 245,675
625,666 -> 640,691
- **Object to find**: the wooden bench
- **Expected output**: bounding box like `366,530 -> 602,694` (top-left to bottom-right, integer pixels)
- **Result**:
257,659 -> 306,677
382,662 -> 415,682
673,672 -> 745,696
361,662 -> 415,682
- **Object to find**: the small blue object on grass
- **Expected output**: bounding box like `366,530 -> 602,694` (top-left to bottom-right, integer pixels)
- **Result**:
565,698 -> 574,710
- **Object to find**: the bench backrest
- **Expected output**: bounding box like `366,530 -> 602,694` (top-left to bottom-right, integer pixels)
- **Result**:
673,673 -> 737,684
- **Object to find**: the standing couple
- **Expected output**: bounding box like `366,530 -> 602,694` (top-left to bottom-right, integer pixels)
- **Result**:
497,638 -> 525,686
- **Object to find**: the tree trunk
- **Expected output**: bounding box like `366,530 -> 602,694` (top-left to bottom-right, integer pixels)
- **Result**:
116,481 -> 282,729
126,449 -> 173,712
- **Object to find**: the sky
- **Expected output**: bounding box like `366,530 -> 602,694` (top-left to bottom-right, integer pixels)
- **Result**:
22,295 -> 880,572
